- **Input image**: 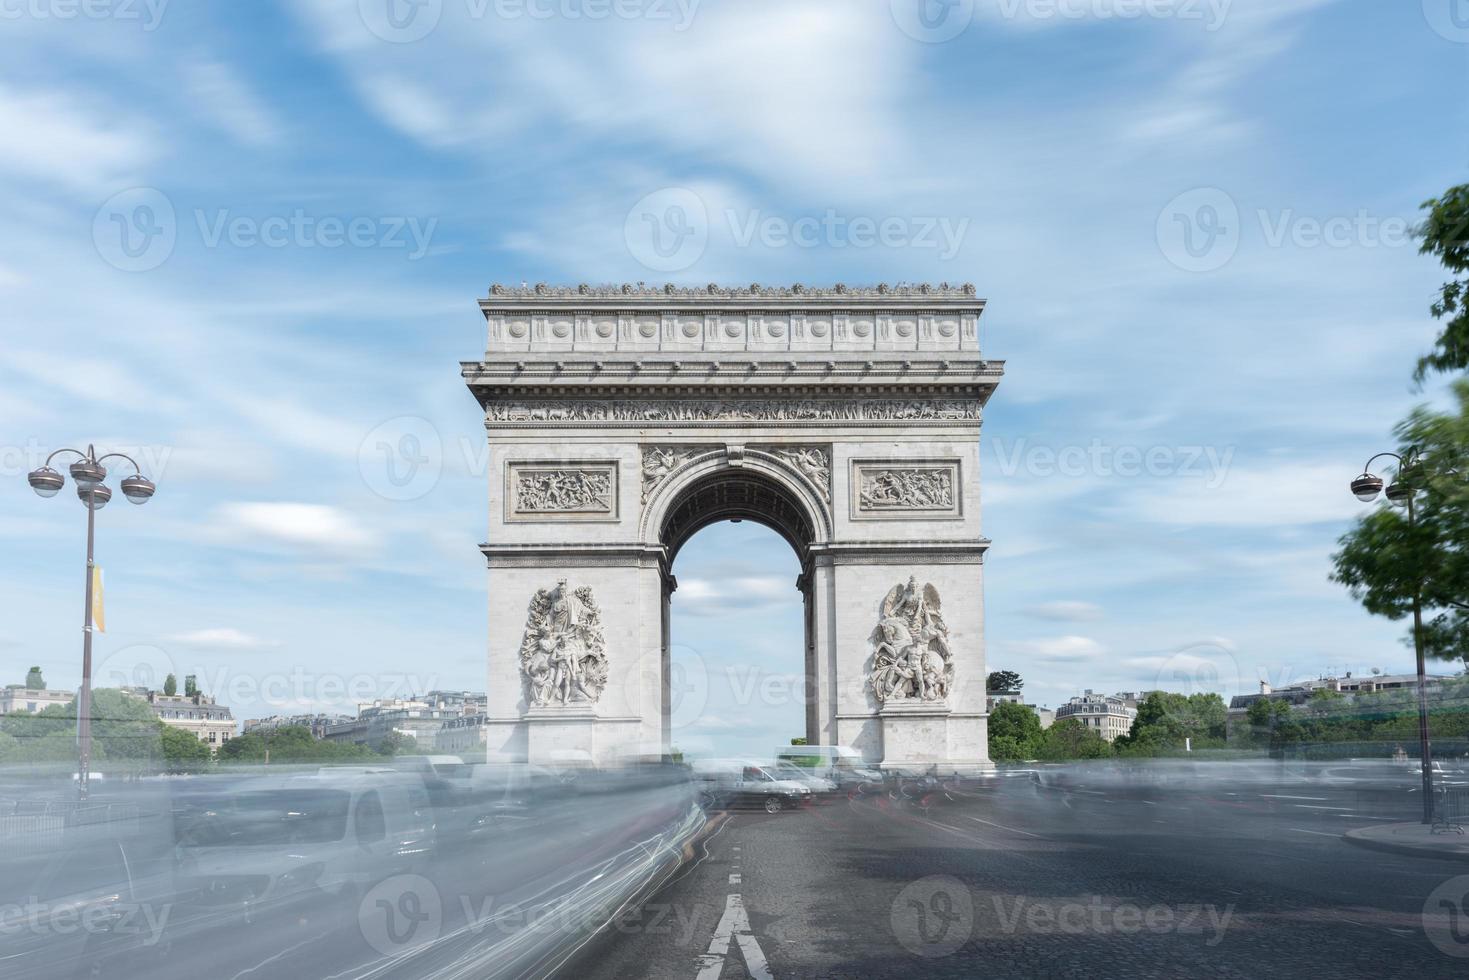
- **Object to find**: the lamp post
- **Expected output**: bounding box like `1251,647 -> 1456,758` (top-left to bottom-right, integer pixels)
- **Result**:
1350,447 -> 1434,824
27,445 -> 156,800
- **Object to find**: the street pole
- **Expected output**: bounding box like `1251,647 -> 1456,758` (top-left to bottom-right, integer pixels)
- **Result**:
78,495 -> 96,801
27,446 -> 156,803
1408,492 -> 1435,825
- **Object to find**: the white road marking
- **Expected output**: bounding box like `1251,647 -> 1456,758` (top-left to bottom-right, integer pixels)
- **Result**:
1262,795 -> 1329,801
729,873 -> 742,885
696,893 -> 772,980
1294,805 -> 1353,811
964,814 -> 1047,839
1290,829 -> 1339,837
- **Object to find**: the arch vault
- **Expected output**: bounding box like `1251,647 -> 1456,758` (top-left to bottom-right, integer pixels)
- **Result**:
462,283 -> 1004,770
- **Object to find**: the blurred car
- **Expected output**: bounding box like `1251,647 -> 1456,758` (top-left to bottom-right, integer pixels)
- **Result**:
692,760 -> 812,813
772,760 -> 838,798
775,745 -> 883,790
171,770 -> 436,923
0,798 -> 178,979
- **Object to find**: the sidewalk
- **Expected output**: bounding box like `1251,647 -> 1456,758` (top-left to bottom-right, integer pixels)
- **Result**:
1343,821 -> 1469,861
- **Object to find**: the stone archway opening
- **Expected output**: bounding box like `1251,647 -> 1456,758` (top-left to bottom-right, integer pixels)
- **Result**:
665,520 -> 807,760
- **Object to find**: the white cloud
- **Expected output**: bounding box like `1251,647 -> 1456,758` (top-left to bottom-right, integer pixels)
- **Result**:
0,83 -> 156,193
1120,461 -> 1363,528
166,627 -> 278,651
295,0 -> 914,198
1007,635 -> 1107,661
183,58 -> 283,148
216,502 -> 377,555
676,575 -> 796,615
1025,600 -> 1103,622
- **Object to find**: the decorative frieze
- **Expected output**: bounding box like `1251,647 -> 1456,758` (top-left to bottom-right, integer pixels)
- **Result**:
758,446 -> 831,504
507,462 -> 617,521
519,581 -> 610,707
852,460 -> 961,519
869,578 -> 954,705
487,399 -> 981,424
641,446 -> 705,504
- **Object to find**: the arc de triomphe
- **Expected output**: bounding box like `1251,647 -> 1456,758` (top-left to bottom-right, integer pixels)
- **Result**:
462,283 -> 1003,770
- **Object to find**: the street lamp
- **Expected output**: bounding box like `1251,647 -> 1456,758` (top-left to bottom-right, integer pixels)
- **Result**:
27,445 -> 156,799
1350,447 -> 1435,824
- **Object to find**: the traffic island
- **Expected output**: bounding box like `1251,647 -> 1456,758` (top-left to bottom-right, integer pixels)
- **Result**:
1343,821 -> 1469,861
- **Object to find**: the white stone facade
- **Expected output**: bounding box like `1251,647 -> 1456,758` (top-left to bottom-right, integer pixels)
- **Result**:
463,284 -> 1003,771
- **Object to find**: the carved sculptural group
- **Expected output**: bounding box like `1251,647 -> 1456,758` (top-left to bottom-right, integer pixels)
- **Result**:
520,581 -> 610,706
869,578 -> 954,704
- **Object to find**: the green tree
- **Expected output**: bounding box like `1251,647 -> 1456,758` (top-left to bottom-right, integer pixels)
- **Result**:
987,670 -> 1023,693
25,667 -> 44,689
1036,718 -> 1111,761
159,724 -> 212,773
1117,692 -> 1228,754
218,725 -> 382,765
184,675 -> 199,697
1332,380 -> 1469,667
163,674 -> 178,696
987,701 -> 1041,761
790,737 -> 808,746
379,731 -> 418,756
0,689 -> 165,771
1413,181 -> 1469,382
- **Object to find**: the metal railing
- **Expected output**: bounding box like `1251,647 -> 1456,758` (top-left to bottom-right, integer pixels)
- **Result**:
1432,786 -> 1468,835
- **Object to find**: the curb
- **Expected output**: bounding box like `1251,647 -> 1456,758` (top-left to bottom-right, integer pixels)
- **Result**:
1342,825 -> 1469,862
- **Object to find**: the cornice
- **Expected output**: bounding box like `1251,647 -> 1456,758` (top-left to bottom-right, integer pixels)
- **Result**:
484,282 -> 982,306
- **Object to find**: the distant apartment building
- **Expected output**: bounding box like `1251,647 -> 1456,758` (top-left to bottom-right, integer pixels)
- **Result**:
0,686 -> 74,716
1056,690 -> 1138,742
244,713 -> 354,739
435,713 -> 490,755
124,686 -> 237,750
322,691 -> 488,749
1226,672 -> 1461,736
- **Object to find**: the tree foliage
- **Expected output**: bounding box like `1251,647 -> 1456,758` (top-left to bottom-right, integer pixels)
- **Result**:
1115,692 -> 1227,755
1332,379 -> 1469,666
1414,182 -> 1469,382
218,725 -> 386,764
24,666 -> 44,689
1034,719 -> 1111,761
163,674 -> 178,696
986,670 -> 1023,693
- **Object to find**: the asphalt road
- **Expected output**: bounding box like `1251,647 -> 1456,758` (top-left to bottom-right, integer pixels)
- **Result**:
564,766 -> 1469,979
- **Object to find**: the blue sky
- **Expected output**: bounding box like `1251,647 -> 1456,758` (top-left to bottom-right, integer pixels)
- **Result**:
1,0 -> 1466,756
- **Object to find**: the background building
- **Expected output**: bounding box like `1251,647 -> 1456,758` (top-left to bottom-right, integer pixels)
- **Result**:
243,713 -> 354,739
124,684 -> 237,751
0,685 -> 74,716
1056,690 -> 1137,742
322,691 -> 487,749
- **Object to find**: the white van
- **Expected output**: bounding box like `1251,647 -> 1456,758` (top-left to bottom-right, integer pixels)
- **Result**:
690,759 -> 812,813
775,745 -> 882,789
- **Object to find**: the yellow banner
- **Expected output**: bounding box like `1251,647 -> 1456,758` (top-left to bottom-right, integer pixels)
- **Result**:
90,566 -> 105,633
